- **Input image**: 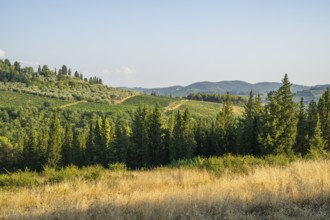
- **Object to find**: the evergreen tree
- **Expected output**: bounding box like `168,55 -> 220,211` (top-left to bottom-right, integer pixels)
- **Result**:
94,117 -> 103,164
215,92 -> 236,154
46,112 -> 62,168
61,65 -> 68,75
307,100 -> 318,138
61,123 -> 73,166
148,105 -> 166,166
237,91 -> 263,155
294,97 -> 309,155
308,114 -> 326,158
260,74 -> 297,155
23,123 -> 39,169
113,119 -> 130,163
318,89 -> 330,151
171,109 -> 196,160
85,123 -> 95,165
128,106 -> 149,168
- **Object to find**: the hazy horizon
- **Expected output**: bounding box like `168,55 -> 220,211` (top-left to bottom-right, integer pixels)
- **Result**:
1,0 -> 330,87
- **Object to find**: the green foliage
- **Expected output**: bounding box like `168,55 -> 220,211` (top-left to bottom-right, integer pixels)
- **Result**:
187,93 -> 247,106
108,163 -> 127,172
0,170 -> 40,188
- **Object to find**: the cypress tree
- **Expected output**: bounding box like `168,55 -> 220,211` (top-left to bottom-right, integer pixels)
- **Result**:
46,112 -> 62,168
61,123 -> 73,166
102,118 -> 111,166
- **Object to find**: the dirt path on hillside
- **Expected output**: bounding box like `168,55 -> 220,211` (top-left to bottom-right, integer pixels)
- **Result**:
164,100 -> 188,112
59,100 -> 88,109
115,94 -> 140,104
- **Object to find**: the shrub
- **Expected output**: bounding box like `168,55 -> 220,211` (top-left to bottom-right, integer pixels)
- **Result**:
108,163 -> 127,172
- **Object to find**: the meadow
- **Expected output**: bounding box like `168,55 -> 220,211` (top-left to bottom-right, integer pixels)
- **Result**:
0,157 -> 329,219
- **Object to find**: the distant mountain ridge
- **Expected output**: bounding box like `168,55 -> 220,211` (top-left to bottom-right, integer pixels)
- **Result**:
122,81 -> 329,103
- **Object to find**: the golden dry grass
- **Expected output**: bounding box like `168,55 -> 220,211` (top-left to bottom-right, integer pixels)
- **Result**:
1,160 -> 329,220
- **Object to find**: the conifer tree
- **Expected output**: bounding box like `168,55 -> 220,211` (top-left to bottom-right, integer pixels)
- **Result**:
85,123 -> 95,165
308,114 -> 326,158
113,119 -> 130,163
23,123 -> 39,169
294,97 -> 309,155
46,112 -> 62,168
215,92 -> 236,154
101,117 -> 111,166
238,91 -> 263,155
61,123 -> 73,166
148,105 -> 166,166
128,106 -> 149,168
260,74 -> 297,155
318,89 -> 330,151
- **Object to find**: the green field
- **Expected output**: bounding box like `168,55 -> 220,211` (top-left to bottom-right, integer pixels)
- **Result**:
0,91 -> 243,117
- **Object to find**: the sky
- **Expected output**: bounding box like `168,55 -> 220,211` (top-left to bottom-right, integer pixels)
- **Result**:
1,0 -> 330,88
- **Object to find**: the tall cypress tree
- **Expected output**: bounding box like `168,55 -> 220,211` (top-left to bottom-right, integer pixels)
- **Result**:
102,118 -> 111,166
47,112 -> 62,168
61,123 -> 73,166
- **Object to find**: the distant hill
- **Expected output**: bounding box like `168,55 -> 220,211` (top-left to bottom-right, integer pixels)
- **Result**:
0,59 -> 137,103
123,81 -> 329,103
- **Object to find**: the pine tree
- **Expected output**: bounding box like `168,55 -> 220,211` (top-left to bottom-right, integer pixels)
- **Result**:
318,89 -> 330,151
148,105 -> 166,166
113,119 -> 130,163
61,123 -> 73,166
260,74 -> 297,155
94,117 -> 103,165
46,112 -> 62,168
23,123 -> 39,169
128,106 -> 149,168
238,91 -> 263,155
85,123 -> 95,165
101,117 -> 111,166
294,97 -> 309,155
215,92 -> 236,154
308,114 -> 326,158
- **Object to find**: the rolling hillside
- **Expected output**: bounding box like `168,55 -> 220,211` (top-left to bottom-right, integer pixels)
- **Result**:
0,91 -> 243,118
124,80 -> 329,103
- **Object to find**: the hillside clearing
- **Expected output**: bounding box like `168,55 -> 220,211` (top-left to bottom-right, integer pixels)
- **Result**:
164,100 -> 188,112
0,159 -> 329,219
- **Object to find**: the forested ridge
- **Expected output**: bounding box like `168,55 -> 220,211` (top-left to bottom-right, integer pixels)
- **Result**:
0,59 -> 135,102
1,62 -> 329,171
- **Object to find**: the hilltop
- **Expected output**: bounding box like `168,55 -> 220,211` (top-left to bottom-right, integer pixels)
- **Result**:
124,80 -> 330,103
0,59 -> 136,103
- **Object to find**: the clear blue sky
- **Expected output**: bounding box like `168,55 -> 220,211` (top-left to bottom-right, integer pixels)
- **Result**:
1,0 -> 330,87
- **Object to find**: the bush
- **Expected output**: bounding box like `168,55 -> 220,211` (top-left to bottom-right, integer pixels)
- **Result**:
108,163 -> 127,172
0,170 -> 40,188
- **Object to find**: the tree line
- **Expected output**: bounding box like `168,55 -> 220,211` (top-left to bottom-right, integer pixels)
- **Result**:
186,93 -> 247,105
0,74 -> 329,171
0,59 -> 102,85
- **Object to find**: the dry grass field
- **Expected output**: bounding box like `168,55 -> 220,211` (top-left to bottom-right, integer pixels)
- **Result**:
1,160 -> 329,220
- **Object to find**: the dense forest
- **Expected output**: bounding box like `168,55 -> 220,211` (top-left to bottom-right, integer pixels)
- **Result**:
0,59 -> 329,172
